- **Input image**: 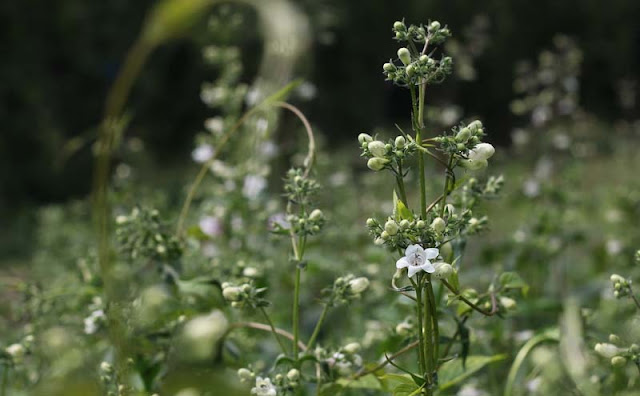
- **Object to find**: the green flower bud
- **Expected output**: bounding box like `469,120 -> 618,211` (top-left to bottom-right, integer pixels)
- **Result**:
383,62 -> 396,72
366,218 -> 377,227
399,219 -> 411,229
367,157 -> 389,171
630,344 -> 640,353
439,242 -> 453,261
406,64 -> 416,77
611,356 -> 627,367
419,54 -> 429,63
287,368 -> 300,381
241,284 -> 252,293
384,220 -> 399,236
461,158 -> 488,171
358,133 -> 373,144
416,220 -> 426,229
468,120 -> 483,131
609,334 -> 621,344
433,262 -> 453,279
455,127 -> 471,143
595,343 -> 621,358
393,21 -> 405,31
348,277 -> 370,294
429,21 -> 441,32
237,368 -> 254,382
222,286 -> 242,302
309,209 -> 324,222
396,321 -> 412,336
431,217 -> 446,233
380,230 -> 390,240
500,296 -> 517,310
368,141 -> 387,157
397,48 -> 411,65
610,274 -> 626,283
395,136 -> 406,148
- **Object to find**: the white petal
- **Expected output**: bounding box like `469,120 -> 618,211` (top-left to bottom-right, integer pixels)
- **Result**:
396,257 -> 410,269
405,244 -> 421,256
407,265 -> 421,278
420,263 -> 436,273
424,248 -> 439,260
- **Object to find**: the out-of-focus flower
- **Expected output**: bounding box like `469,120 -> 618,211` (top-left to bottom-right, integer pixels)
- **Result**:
192,144 -> 215,163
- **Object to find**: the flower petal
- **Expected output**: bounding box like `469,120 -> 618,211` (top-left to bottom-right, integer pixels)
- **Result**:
405,244 -> 421,256
407,265 -> 421,278
420,263 -> 436,273
424,248 -> 439,260
396,257 -> 410,269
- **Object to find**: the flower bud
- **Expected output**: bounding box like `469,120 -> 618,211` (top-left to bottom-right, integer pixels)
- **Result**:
431,217 -> 446,233
405,64 -> 416,77
630,344 -> 640,353
395,136 -> 406,148
383,63 -> 396,72
595,343 -> 621,358
469,143 -> 495,161
610,274 -> 626,283
222,286 -> 242,302
395,322 -> 412,336
455,127 -> 471,143
461,158 -> 488,171
609,334 -> 621,344
419,54 -> 429,63
500,296 -> 517,310
238,368 -> 254,382
343,342 -> 361,354
348,277 -> 370,294
399,219 -> 410,229
366,218 -> 377,227
367,157 -> 389,171
309,209 -> 324,222
287,368 -> 300,381
393,21 -> 405,31
468,120 -> 483,131
358,133 -> 373,144
100,361 -> 113,374
429,21 -> 441,31
368,141 -> 387,158
6,343 -> 25,359
380,231 -> 390,240
416,220 -> 426,229
439,242 -> 453,261
397,48 -> 411,65
384,220 -> 399,236
611,356 -> 627,367
433,262 -> 453,279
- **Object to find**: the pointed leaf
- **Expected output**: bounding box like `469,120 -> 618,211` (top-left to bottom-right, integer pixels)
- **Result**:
438,354 -> 507,390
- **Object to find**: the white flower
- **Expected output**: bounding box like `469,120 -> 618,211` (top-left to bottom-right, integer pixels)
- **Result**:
6,343 -> 25,359
368,141 -> 387,158
468,143 -> 495,161
242,175 -> 267,200
348,277 -> 370,294
251,377 -> 277,396
84,309 -> 106,335
199,216 -> 222,237
191,144 -> 215,163
396,245 -> 438,277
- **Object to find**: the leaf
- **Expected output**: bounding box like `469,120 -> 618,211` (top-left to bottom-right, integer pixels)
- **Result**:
438,354 -> 507,390
393,383 -> 421,396
336,374 -> 382,390
396,199 -> 414,221
260,79 -> 302,106
498,272 -> 529,296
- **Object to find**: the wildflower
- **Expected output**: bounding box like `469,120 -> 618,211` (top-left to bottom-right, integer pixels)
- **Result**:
396,245 -> 438,277
251,377 -> 277,396
84,309 -> 106,335
348,277 -> 370,294
368,141 -> 387,158
358,133 -> 373,144
367,157 -> 389,171
192,143 -> 215,163
469,143 -> 495,161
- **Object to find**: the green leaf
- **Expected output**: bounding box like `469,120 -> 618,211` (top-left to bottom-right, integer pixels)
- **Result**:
498,272 -> 529,296
438,354 -> 507,390
396,199 -> 414,221
260,79 -> 302,107
393,383 -> 421,396
336,374 -> 382,390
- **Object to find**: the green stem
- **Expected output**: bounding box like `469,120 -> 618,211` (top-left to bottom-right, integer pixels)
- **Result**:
307,304 -> 330,350
426,276 -> 439,377
439,156 -> 454,219
292,264 -> 302,359
504,331 -> 559,396
411,277 -> 427,379
417,83 -> 427,219
423,279 -> 434,392
1,363 -> 8,396
396,160 -> 409,205
260,307 -> 289,355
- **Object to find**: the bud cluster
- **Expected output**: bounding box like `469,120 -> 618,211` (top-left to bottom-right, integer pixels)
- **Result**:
283,168 -> 320,205
366,216 -> 436,251
433,120 -> 493,167
384,21 -> 453,86
221,282 -> 269,309
358,133 -> 416,172
283,208 -> 325,237
594,336 -> 640,368
315,344 -> 364,377
115,207 -> 182,262
610,274 -> 633,299
324,274 -> 370,306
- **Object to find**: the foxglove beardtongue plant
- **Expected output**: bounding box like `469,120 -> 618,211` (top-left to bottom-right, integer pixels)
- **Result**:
355,19 -> 520,395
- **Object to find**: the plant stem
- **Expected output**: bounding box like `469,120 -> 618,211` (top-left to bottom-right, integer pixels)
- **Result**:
441,280 -> 498,316
1,363 -> 8,396
292,264 -> 302,359
423,279 -> 434,394
426,276 -> 439,376
307,304 -> 330,350
417,83 -> 427,219
352,341 -> 419,379
503,331 -> 559,396
411,277 -> 427,378
225,322 -> 307,352
260,307 -> 289,355
396,160 -> 409,205
439,156 -> 454,219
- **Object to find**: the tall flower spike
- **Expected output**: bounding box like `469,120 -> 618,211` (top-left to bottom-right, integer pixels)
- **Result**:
396,244 -> 439,278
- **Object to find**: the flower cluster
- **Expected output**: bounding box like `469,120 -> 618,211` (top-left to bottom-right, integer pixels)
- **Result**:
594,335 -> 640,368
115,207 -> 182,262
610,274 -> 633,299
315,343 -> 364,377
323,274 -> 370,306
359,133 -> 417,172
366,216 -> 436,251
384,20 -> 453,86
221,282 -> 269,309
434,120 -> 495,169
239,368 -> 301,396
